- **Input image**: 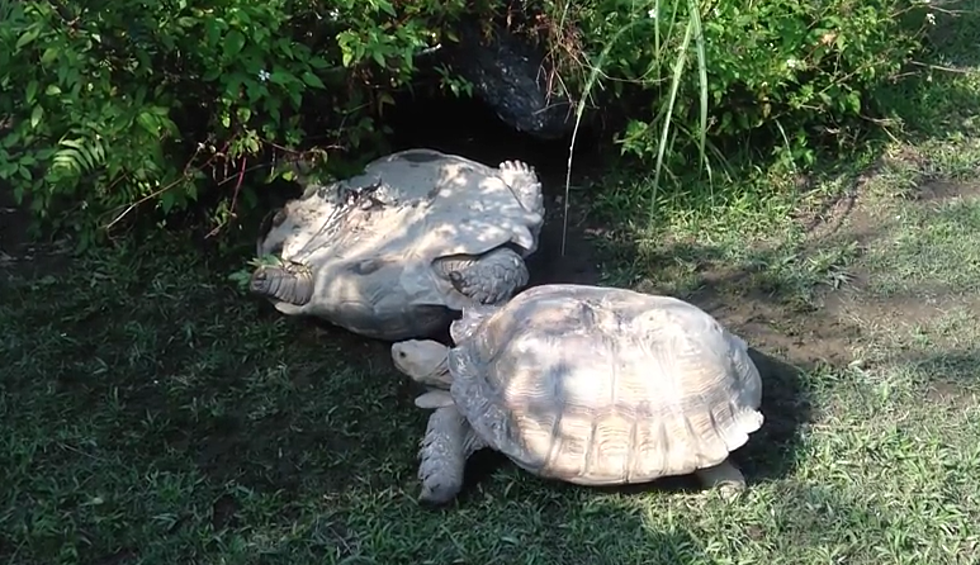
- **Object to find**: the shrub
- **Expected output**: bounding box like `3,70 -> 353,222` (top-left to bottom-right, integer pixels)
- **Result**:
0,0 -> 933,248
532,0 -> 932,198
0,0 -> 474,248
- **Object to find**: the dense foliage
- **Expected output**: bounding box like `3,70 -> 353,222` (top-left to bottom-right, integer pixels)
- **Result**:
0,0 -> 933,247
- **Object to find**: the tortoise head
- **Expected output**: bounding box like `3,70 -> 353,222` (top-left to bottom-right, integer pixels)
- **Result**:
391,340 -> 453,388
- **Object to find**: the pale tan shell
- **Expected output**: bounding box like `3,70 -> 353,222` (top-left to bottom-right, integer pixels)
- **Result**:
254,149 -> 546,339
259,149 -> 545,305
447,284 -> 764,485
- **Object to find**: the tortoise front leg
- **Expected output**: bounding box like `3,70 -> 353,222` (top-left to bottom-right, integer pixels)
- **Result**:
417,405 -> 487,505
434,247 -> 529,305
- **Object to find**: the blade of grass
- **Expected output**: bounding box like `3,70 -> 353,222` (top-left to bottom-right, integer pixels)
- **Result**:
562,17 -> 645,255
691,0 -> 710,188
648,9 -> 695,224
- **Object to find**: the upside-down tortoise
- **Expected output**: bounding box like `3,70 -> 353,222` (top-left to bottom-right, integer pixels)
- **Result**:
249,148 -> 545,341
390,283 -> 765,504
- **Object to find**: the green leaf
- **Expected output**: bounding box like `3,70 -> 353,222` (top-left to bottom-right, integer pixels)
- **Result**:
206,19 -> 223,50
16,27 -> 40,50
276,37 -> 294,59
30,105 -> 43,129
234,9 -> 252,25
301,71 -> 325,88
224,29 -> 246,59
45,84 -> 62,95
308,56 -> 330,69
223,72 -> 245,99
137,111 -> 160,134
26,80 -> 38,104
287,89 -> 302,109
41,47 -> 59,65
2,133 -> 20,150
160,189 -> 177,214
269,70 -> 292,86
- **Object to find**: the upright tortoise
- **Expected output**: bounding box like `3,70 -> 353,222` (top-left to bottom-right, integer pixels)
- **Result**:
249,148 -> 545,341
391,283 -> 765,504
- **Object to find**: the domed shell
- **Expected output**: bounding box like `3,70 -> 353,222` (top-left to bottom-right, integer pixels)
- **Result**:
447,284 -> 764,485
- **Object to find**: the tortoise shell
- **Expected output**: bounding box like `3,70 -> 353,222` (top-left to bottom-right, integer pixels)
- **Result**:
447,284 -> 764,485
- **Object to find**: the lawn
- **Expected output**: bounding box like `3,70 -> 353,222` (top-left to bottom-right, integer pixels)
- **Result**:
2,7 -> 979,565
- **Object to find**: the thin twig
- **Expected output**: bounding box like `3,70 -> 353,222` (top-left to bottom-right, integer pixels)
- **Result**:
909,60 -> 974,74
102,141 -> 227,231
206,156 -> 248,239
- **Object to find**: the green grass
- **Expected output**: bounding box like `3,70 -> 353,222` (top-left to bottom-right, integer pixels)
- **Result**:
3,6 -> 980,565
3,224 -> 977,564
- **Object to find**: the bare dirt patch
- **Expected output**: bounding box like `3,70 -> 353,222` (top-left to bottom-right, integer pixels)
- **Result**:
685,178 -> 980,415
697,284 -> 861,369
926,378 -> 979,408
823,281 -> 980,331
783,179 -> 978,359
626,178 -> 980,380
526,195 -> 606,287
907,178 -> 980,202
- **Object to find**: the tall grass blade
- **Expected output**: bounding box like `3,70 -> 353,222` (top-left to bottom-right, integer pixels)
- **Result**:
561,17 -> 644,255
649,9 -> 695,224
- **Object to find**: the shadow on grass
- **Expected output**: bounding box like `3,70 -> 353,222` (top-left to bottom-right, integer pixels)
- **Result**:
894,347 -> 980,394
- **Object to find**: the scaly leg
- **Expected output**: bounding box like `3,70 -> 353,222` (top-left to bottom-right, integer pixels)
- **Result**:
435,247 -> 529,305
417,406 -> 487,505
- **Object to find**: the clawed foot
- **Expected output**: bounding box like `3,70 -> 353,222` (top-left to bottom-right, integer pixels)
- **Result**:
715,480 -> 746,501
694,459 -> 748,501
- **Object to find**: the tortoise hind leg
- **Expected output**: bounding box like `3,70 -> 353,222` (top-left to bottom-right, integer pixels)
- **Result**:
249,263 -> 315,306
694,458 -> 747,499
434,247 -> 529,305
498,160 -> 544,216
